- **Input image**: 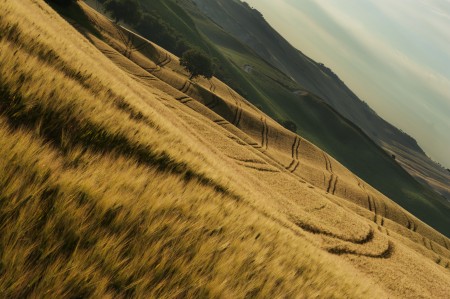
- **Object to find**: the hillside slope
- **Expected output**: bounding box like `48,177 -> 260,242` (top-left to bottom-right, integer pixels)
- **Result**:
192,0 -> 450,211
1,0 -> 449,297
126,0 -> 450,237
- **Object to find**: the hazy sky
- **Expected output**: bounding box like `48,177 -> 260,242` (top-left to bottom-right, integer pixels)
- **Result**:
245,0 -> 450,167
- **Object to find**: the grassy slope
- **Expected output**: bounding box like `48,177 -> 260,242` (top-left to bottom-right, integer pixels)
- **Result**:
138,0 -> 266,105
140,0 -> 450,236
194,0 -> 424,153
0,1 -> 385,297
1,0 -> 450,298
194,0 -> 450,210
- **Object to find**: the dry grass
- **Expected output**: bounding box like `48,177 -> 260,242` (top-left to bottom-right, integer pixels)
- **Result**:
0,0 -> 449,298
0,120 -> 381,298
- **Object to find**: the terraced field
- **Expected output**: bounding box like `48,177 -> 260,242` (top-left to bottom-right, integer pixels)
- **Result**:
0,1 -> 449,297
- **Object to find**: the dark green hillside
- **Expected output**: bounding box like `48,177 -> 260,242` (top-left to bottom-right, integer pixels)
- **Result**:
192,0 -> 424,155
137,0 -> 263,102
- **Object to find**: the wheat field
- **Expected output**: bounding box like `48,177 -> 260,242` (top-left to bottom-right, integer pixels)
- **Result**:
0,0 -> 449,298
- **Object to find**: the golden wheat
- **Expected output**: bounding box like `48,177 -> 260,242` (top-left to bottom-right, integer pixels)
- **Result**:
0,0 -> 449,298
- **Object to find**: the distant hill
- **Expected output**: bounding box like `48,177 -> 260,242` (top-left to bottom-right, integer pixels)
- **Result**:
193,0 -> 422,151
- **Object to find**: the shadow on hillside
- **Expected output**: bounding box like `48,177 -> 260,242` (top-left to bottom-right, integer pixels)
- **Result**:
46,0 -> 102,38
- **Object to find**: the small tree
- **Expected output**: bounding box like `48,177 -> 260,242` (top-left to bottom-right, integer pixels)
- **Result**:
104,0 -> 142,25
180,49 -> 214,80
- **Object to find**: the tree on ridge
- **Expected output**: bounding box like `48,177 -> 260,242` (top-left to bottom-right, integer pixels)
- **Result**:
104,0 -> 142,24
180,49 -> 214,80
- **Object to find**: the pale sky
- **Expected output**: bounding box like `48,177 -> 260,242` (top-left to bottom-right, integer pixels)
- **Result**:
245,0 -> 450,168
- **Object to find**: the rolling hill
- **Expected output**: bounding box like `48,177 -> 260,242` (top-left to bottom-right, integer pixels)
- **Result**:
192,0 -> 450,207
0,0 -> 449,297
99,0 -> 450,236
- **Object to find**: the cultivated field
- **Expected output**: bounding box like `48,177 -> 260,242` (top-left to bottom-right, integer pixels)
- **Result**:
0,0 -> 449,297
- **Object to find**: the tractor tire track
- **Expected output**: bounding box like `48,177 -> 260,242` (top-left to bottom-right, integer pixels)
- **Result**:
228,88 -> 243,127
209,80 -> 216,93
295,137 -> 300,160
286,160 -> 296,172
402,211 -> 417,232
293,220 -> 375,245
330,176 -> 339,194
114,25 -> 149,60
116,27 -> 128,46
374,215 -> 385,227
435,256 -> 442,265
327,241 -> 394,259
322,152 -> 330,172
236,162 -> 280,173
290,136 -> 299,161
205,94 -> 220,109
286,136 -> 301,172
260,117 -> 269,150
367,194 -> 386,229
225,135 -> 247,146
421,237 -> 437,254
99,48 -> 118,55
442,237 -> 450,250
370,196 -> 378,216
355,177 -> 379,218
323,152 -> 338,194
119,31 -> 134,59
322,152 -> 333,173
403,211 -> 413,231
133,73 -> 157,81
264,118 -> 269,149
326,174 -> 334,193
213,119 -> 229,126
115,27 -> 130,54
232,101 -> 243,126
291,161 -> 300,173
355,177 -> 372,212
133,41 -> 148,52
367,195 -> 373,212
411,217 -> 417,232
229,155 -> 279,173
179,80 -> 191,94
144,65 -> 160,72
158,52 -> 171,67
423,237 -> 430,250
227,156 -> 266,164
175,96 -> 192,104
429,239 -> 436,253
